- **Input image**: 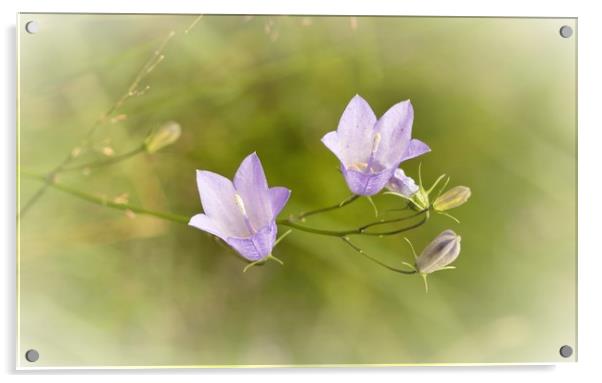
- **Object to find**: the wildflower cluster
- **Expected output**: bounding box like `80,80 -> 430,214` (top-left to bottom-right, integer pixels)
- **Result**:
190,95 -> 471,290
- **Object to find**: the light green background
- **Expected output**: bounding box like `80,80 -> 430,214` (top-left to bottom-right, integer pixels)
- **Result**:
18,14 -> 576,367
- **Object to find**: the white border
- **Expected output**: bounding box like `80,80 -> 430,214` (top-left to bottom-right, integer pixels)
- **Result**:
3,1 -> 601,382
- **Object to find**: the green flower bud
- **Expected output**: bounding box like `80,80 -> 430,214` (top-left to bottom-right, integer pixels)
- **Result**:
433,186 -> 471,212
416,229 -> 461,274
144,121 -> 181,153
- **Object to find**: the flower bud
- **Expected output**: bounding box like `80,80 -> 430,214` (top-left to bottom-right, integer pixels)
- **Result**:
144,121 -> 181,153
416,229 -> 461,274
433,186 -> 471,212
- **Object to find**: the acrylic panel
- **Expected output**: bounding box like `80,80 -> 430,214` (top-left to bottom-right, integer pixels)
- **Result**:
17,14 -> 577,368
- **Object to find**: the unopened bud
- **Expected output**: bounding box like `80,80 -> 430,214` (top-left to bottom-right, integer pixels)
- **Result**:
416,230 -> 461,274
144,121 -> 181,153
433,186 -> 471,212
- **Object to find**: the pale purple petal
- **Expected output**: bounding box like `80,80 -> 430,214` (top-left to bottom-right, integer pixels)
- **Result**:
342,166 -> 395,196
191,153 -> 291,262
386,168 -> 419,197
401,139 -> 431,162
332,95 -> 377,166
233,152 -> 272,230
320,131 -> 345,165
226,222 -> 277,261
269,187 -> 291,217
373,100 -> 414,168
196,170 -> 249,238
189,213 -> 226,239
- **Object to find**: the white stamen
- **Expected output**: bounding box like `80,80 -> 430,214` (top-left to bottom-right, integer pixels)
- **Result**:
371,132 -> 382,154
234,193 -> 247,216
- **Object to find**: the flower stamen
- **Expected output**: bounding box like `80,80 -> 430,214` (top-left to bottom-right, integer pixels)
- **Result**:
234,193 -> 257,234
371,132 -> 382,155
349,162 -> 368,171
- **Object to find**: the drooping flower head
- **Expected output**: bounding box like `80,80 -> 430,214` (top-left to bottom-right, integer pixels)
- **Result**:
189,152 -> 291,262
321,95 -> 430,196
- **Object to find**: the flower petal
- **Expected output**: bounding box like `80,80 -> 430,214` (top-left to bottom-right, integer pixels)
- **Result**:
269,187 -> 291,217
321,131 -> 345,164
226,222 -> 277,261
386,168 -> 419,197
233,152 -> 273,230
333,95 -> 377,166
401,139 -> 431,162
196,170 -> 249,238
189,213 -> 227,240
342,166 -> 395,196
373,100 -> 414,168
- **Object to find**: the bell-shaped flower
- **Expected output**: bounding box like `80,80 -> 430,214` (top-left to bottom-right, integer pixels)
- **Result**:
321,95 -> 430,196
386,168 -> 419,197
416,229 -> 461,274
189,152 -> 291,262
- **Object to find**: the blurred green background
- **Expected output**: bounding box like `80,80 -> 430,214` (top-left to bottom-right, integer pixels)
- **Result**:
17,14 -> 576,367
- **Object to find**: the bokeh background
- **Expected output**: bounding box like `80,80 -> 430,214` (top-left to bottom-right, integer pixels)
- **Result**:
17,14 -> 576,367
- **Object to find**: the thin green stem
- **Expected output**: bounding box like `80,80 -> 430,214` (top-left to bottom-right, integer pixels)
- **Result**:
21,171 -> 189,224
19,27 -> 182,218
276,212 -> 428,238
403,237 -> 419,261
292,194 -> 359,221
361,215 -> 429,236
358,209 -> 428,231
276,219 -> 347,237
274,229 -> 292,247
341,236 -> 416,275
366,196 -> 379,217
19,153 -> 75,216
60,146 -> 145,172
23,171 -> 427,241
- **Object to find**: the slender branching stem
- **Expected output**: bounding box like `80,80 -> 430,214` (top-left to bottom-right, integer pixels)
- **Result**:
341,236 -> 416,275
21,172 -> 189,224
291,194 -> 359,221
18,19 -> 204,218
61,146 -> 145,172
357,209 -> 428,231
22,171 -> 433,275
276,212 -> 428,237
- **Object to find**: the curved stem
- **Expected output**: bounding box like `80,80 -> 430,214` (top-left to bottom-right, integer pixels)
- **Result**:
341,236 -> 416,275
18,27 -> 183,218
276,212 -> 428,237
21,171 -> 189,224
60,146 -> 145,172
358,209 -> 428,231
364,216 -> 428,236
276,219 -> 348,237
292,194 -> 359,221
22,171 -> 428,240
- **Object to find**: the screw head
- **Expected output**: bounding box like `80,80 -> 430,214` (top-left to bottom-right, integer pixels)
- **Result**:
559,25 -> 573,38
559,345 -> 573,358
25,349 -> 39,362
25,21 -> 39,34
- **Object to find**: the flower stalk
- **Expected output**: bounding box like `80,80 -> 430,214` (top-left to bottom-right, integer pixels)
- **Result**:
23,170 -> 432,275
290,194 -> 359,222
